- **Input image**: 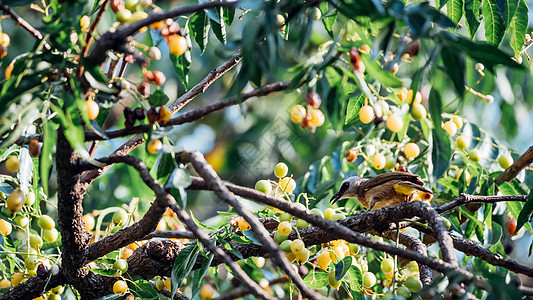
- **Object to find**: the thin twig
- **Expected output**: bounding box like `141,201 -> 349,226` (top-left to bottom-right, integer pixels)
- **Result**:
0,5 -> 51,50
436,194 -> 527,214
143,230 -> 196,240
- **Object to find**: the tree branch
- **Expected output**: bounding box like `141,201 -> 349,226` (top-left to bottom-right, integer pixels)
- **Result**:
178,151 -> 325,300
436,193 -> 527,214
0,5 -> 51,50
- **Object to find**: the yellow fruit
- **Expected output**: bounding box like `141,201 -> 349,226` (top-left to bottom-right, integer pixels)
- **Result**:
116,9 -> 132,23
274,163 -> 288,178
14,215 -> 29,228
0,219 -> 12,235
130,11 -> 148,23
25,257 -> 38,270
86,99 -> 99,120
404,143 -> 420,158
290,105 -> 306,123
7,189 -> 24,212
359,105 -> 374,124
238,218 -> 251,231
442,121 -> 457,136
80,15 -> 90,32
279,177 -> 296,193
498,154 -> 513,169
255,180 -> 272,194
200,284 -> 215,299
323,208 -> 335,219
362,272 -> 376,288
5,156 -> 19,172
327,271 -> 341,289
25,191 -> 35,206
290,239 -> 304,254
381,258 -> 394,273
112,210 -> 128,226
295,247 -> 310,263
43,228 -> 59,243
372,153 -> 386,170
286,252 -> 296,263
0,33 -> 9,47
147,140 -> 162,154
317,251 -> 332,269
38,215 -> 55,230
165,277 -> 171,291
455,135 -> 470,149
468,149 -> 480,162
11,272 -> 24,286
386,114 -> 403,132
120,247 -> 133,259
156,219 -> 166,231
0,278 -> 10,288
168,35 -> 187,55
252,256 -> 265,268
309,109 -> 325,126
410,104 -> 426,119
277,221 -> 292,236
406,90 -> 422,105
5,63 -> 14,80
29,234 -> 43,249
113,280 -> 128,294
158,106 -> 172,123
452,116 -> 463,129
83,214 -> 95,231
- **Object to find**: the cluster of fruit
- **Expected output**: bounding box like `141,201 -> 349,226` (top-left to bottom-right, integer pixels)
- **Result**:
289,92 -> 326,132
0,26 -> 10,59
111,0 -> 151,25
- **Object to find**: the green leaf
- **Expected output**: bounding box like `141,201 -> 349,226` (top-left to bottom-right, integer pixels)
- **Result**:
346,265 -> 363,300
482,0 -> 505,45
223,7 -> 235,25
464,0 -> 482,38
488,221 -> 502,246
509,0 -> 528,57
171,244 -> 200,299
242,230 -> 263,246
397,111 -> 411,142
335,256 -> 353,281
210,8 -> 227,44
129,279 -> 159,299
165,167 -> 192,189
170,47 -> 191,89
344,94 -> 364,125
190,212 -> 216,231
303,272 -> 328,288
191,253 -> 214,299
516,190 -> 533,233
496,0 -> 519,26
440,46 -> 466,96
321,2 -> 337,37
506,200 -> 533,231
428,88 -> 452,180
90,268 -> 119,277
447,0 -> 464,25
149,89 -> 170,107
189,11 -> 210,53
96,294 -> 122,300
359,56 -> 403,88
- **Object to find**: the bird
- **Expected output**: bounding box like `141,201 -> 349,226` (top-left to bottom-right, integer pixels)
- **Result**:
330,171 -> 433,210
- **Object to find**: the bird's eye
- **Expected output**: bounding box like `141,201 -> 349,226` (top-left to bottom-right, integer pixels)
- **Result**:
339,182 -> 349,193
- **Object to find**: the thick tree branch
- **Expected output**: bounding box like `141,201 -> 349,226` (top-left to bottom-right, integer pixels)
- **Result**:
436,194 -> 527,213
77,50 -> 242,186
0,273 -> 65,300
143,230 -> 197,240
178,151 -> 325,300
0,5 -> 51,50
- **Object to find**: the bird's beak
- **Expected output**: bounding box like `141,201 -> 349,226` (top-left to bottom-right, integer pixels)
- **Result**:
330,192 -> 342,205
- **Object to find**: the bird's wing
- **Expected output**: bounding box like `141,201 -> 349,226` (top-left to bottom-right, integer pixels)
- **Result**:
392,181 -> 433,195
362,171 -> 424,192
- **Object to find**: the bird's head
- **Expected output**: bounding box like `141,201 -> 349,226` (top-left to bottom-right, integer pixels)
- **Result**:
330,176 -> 364,205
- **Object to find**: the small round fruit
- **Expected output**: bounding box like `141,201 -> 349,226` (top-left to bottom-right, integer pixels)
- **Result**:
309,109 -> 325,127
290,105 -> 306,123
38,215 -> 55,230
237,218 -> 250,231
348,243 -> 360,255
200,284 -> 215,299
5,156 -> 19,172
120,247 -> 133,259
332,245 -> 346,260
386,114 -> 403,132
381,258 -> 394,273
252,256 -> 265,268
323,208 -> 335,219
279,212 -> 292,222
279,177 -> 296,193
14,215 -> 29,228
0,219 -> 12,235
317,251 -> 332,269
506,218 -> 518,236
359,105 -> 374,124
80,15 -> 90,31
5,63 -> 14,80
468,149 -> 481,162
345,148 -> 357,163
404,276 -> 423,292
274,163 -> 288,178
113,259 -> 128,273
255,180 -> 272,194
290,239 -> 305,254
25,256 -> 38,270
124,0 -> 138,10
7,189 -> 24,212
158,106 -> 172,123
277,221 -> 292,236
406,90 -> 422,105
443,120 -> 457,136
411,104 -> 426,119
295,247 -> 310,263
83,214 -> 96,231
484,95 -> 494,103
44,228 -> 59,243
29,139 -> 40,157
498,153 -> 513,169
327,271 -> 341,289
148,47 -> 162,60
372,153 -> 386,170
362,272 -> 376,288
116,9 -> 132,23
113,280 -> 128,294
455,135 -> 470,149
112,210 -> 128,226
385,155 -> 395,169
404,143 -> 420,158
155,278 -> 165,290
147,140 -> 162,154
140,0 -> 152,7
152,71 -> 166,86
50,264 -> 60,276
29,234 -> 43,249
11,272 -> 24,286
0,278 -> 10,288
86,99 -> 99,120
310,208 -> 324,218
329,213 -> 345,221
168,35 -> 187,55
280,240 -> 292,252
475,63 -> 485,71
25,190 -> 35,206
307,7 -> 321,20
296,218 -> 309,229
397,286 -> 411,298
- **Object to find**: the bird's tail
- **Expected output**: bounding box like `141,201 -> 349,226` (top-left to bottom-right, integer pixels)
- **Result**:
393,182 -> 433,201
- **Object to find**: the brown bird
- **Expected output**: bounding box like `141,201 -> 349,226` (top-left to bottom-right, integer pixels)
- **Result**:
330,171 -> 433,210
